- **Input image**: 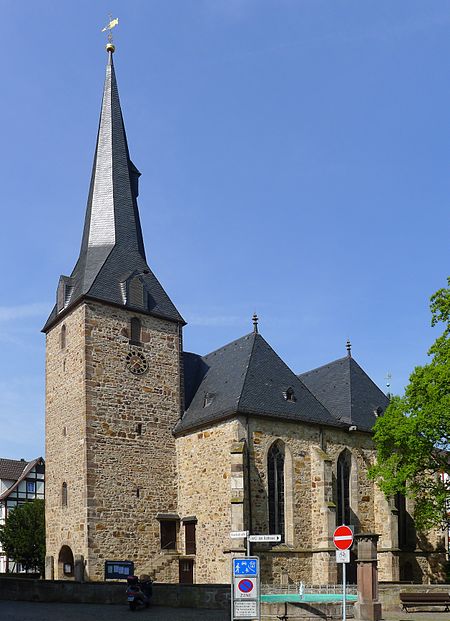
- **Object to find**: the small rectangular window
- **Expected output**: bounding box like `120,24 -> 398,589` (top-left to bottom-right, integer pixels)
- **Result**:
160,521 -> 177,550
185,522 -> 196,555
26,481 -> 36,494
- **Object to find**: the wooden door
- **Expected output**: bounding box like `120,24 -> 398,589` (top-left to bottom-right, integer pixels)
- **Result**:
179,559 -> 194,584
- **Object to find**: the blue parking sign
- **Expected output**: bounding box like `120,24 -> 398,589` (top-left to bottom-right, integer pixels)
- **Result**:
233,557 -> 258,577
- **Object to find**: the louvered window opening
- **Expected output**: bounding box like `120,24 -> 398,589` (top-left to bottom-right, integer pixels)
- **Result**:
129,277 -> 144,308
268,443 -> 285,542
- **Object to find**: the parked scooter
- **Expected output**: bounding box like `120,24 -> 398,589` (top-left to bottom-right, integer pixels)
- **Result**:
126,574 -> 153,611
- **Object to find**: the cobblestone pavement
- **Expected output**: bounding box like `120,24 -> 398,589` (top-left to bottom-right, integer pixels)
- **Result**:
0,601 -> 229,621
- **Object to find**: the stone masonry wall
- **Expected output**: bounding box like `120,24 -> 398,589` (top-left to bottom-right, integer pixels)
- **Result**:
84,301 -> 181,581
176,419 -> 241,583
176,414 -> 445,586
45,304 -> 88,576
45,300 -> 182,582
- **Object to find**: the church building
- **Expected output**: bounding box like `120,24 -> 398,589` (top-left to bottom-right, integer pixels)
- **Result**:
43,44 -> 446,585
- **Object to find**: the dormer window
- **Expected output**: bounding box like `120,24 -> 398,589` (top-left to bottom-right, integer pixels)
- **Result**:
129,276 -> 144,308
57,276 -> 73,313
283,387 -> 296,402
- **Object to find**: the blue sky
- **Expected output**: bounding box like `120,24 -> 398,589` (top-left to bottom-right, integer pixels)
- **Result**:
0,1 -> 448,460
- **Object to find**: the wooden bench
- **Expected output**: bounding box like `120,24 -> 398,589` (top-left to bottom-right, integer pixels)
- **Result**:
400,592 -> 450,612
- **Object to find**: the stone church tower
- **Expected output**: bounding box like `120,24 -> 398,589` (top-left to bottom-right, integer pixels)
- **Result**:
43,45 -> 184,581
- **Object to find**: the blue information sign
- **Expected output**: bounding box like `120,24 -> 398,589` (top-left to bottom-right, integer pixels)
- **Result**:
233,558 -> 258,577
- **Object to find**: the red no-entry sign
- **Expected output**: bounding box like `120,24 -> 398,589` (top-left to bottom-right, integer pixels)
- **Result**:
333,525 -> 353,550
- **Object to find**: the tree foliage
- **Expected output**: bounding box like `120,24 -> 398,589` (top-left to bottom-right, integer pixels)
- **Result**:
0,499 -> 45,574
370,278 -> 450,531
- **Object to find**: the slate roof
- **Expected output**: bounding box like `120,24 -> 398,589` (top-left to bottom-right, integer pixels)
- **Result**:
175,332 -> 338,434
298,355 -> 390,433
43,50 -> 183,332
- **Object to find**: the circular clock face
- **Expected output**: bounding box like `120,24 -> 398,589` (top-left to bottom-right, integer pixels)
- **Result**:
125,350 -> 148,376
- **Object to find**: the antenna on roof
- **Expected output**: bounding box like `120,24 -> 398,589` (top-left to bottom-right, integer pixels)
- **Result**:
252,312 -> 259,334
346,339 -> 351,358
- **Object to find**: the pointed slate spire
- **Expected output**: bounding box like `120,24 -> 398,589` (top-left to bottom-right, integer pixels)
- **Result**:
44,48 -> 183,331
78,47 -> 145,283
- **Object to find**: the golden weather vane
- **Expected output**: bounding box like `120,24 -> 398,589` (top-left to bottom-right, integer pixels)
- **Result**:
101,15 -> 119,48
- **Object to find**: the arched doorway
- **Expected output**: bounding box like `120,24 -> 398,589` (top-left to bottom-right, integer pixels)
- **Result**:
57,545 -> 74,580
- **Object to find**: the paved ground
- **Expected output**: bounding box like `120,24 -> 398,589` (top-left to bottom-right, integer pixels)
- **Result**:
384,612 -> 450,621
0,601 -> 229,621
1,601 -> 449,620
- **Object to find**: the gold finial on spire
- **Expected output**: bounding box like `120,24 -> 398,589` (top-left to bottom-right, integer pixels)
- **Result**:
101,15 -> 119,53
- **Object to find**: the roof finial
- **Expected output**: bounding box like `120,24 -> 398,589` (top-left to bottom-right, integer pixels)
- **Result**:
102,15 -> 119,54
385,372 -> 392,395
252,312 -> 259,334
346,338 -> 351,357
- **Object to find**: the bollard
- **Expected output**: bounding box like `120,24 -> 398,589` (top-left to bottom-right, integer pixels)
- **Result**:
354,533 -> 382,621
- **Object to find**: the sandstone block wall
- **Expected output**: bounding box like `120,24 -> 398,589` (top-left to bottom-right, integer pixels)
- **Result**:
46,300 -> 182,581
176,414 -> 445,586
84,302 -> 181,580
176,419 -> 242,583
45,304 -> 88,576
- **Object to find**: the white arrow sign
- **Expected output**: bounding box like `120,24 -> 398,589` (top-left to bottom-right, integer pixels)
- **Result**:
230,530 -> 249,539
248,534 -> 281,543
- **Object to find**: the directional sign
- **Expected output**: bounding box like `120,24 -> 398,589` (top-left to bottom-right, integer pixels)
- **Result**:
248,534 -> 281,543
230,531 -> 249,539
333,525 -> 353,550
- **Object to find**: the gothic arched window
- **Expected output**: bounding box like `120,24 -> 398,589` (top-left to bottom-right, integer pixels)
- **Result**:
337,450 -> 351,525
268,441 -> 285,541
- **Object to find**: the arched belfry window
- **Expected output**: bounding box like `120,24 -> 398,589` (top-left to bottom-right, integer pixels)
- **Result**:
130,317 -> 141,345
337,450 -> 351,525
268,441 -> 285,541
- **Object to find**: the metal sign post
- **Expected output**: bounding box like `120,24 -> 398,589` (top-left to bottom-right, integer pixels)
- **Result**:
343,559 -> 347,621
231,556 -> 260,621
229,532 -> 280,620
333,526 -> 353,621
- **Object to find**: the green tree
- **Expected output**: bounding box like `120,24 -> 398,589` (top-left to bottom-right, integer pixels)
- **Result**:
0,499 -> 45,574
370,278 -> 450,531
